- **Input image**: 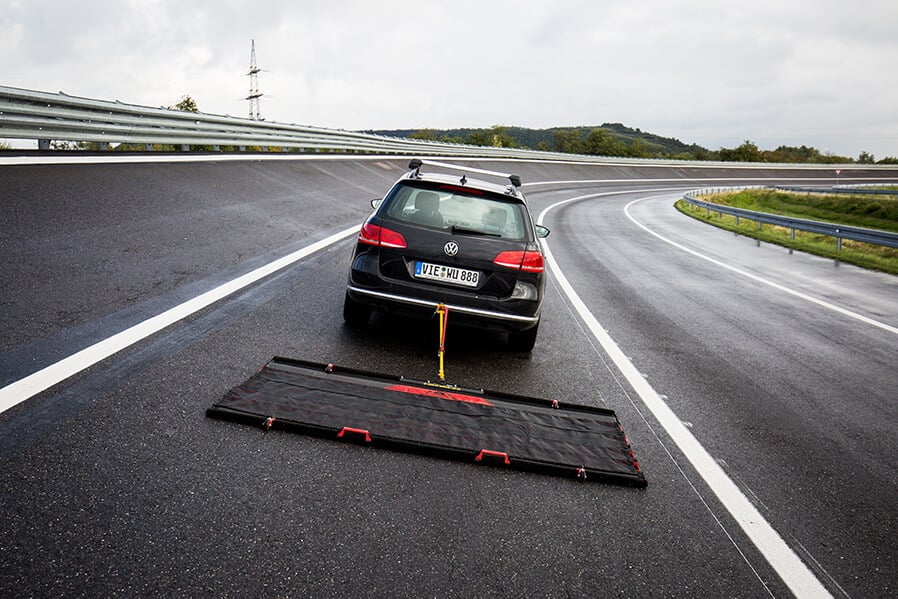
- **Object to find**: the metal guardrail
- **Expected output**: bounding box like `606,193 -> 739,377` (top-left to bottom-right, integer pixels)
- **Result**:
682,189 -> 898,250
0,85 -> 462,155
3,85 -> 896,170
0,85 -> 609,161
773,185 -> 898,196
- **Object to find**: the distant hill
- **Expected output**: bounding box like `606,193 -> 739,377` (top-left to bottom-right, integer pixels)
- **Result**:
586,122 -> 704,155
365,123 -> 710,159
363,123 -> 878,163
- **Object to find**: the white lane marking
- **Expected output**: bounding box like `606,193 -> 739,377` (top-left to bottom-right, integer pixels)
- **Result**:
538,192 -> 832,598
0,225 -> 359,415
624,194 -> 898,336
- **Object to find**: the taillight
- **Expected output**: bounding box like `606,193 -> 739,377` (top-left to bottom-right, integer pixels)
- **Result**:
493,250 -> 544,273
358,223 -> 407,248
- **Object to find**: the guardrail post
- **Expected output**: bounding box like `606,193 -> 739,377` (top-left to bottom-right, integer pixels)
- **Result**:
836,230 -> 842,251
791,228 -> 796,240
180,144 -> 189,152
38,139 -> 50,150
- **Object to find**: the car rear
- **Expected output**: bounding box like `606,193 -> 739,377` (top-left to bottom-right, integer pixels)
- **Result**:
344,175 -> 545,344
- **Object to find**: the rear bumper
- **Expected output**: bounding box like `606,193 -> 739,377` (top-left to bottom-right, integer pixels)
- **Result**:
347,285 -> 540,329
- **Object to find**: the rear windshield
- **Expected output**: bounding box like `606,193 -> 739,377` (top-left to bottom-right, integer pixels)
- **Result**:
383,182 -> 528,240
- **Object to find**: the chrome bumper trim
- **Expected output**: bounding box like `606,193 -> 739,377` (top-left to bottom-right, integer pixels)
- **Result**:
347,286 -> 539,324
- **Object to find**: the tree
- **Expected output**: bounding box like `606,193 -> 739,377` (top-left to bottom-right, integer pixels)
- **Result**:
627,137 -> 650,158
688,146 -> 713,161
170,95 -> 198,112
489,126 -> 516,148
464,126 -> 516,148
857,151 -> 875,164
167,95 -> 211,151
582,128 -> 624,156
465,130 -> 492,146
409,129 -> 437,141
719,140 -> 762,162
552,129 -> 584,154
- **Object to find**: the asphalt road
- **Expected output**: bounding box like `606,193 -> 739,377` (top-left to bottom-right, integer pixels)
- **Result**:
1,156 -> 896,597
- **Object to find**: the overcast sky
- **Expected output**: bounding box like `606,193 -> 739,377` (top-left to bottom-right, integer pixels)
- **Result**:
3,0 -> 897,158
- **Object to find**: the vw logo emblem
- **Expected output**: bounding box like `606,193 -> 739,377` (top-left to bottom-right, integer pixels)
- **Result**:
443,241 -> 459,256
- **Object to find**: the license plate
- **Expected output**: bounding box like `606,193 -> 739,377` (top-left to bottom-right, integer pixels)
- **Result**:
415,261 -> 480,287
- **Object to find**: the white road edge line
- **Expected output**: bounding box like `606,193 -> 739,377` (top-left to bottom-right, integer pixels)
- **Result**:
0,225 -> 360,415
537,192 -> 832,598
624,193 -> 898,336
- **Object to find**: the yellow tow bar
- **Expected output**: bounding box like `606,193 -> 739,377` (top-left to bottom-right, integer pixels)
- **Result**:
435,303 -> 449,381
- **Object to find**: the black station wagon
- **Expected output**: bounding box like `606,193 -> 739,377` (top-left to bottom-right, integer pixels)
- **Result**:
343,159 -> 549,351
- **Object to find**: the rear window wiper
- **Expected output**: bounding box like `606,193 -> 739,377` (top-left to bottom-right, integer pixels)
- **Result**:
451,225 -> 501,237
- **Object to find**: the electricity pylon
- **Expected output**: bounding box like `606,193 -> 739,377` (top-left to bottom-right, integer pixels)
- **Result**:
246,39 -> 263,120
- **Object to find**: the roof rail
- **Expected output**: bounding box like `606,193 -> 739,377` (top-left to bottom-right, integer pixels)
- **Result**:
408,158 -> 522,191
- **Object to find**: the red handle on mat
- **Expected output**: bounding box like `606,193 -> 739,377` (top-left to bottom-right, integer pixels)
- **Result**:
337,427 -> 372,442
475,449 -> 510,464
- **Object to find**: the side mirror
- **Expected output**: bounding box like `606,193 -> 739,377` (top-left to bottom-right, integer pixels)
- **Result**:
370,198 -> 383,209
535,225 -> 550,239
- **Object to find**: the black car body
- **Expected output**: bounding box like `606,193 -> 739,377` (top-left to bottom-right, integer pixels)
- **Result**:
343,159 -> 549,351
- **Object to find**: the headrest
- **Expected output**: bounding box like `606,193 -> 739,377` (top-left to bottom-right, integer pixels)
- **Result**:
415,191 -> 439,212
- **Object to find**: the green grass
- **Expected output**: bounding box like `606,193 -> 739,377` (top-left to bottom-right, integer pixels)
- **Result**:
675,189 -> 898,275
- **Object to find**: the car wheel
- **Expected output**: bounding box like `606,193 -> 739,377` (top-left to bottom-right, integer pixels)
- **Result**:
508,321 -> 539,352
343,292 -> 371,326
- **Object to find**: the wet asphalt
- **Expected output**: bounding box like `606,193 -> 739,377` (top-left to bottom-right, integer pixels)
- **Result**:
1,156 -> 896,597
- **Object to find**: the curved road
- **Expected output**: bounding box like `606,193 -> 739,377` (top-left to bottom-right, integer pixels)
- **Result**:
1,156 -> 896,597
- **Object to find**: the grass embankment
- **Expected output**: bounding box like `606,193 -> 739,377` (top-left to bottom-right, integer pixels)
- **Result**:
675,189 -> 898,275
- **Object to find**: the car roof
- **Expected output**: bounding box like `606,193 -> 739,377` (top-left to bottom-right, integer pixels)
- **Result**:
400,159 -> 526,201
400,172 -> 524,200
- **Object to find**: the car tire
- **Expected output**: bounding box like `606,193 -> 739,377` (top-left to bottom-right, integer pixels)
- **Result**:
343,292 -> 371,326
508,321 -> 539,352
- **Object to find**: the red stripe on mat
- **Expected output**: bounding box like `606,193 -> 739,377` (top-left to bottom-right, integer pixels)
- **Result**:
384,384 -> 493,406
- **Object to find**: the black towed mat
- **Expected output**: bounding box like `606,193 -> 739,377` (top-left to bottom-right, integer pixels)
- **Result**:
207,357 -> 646,487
